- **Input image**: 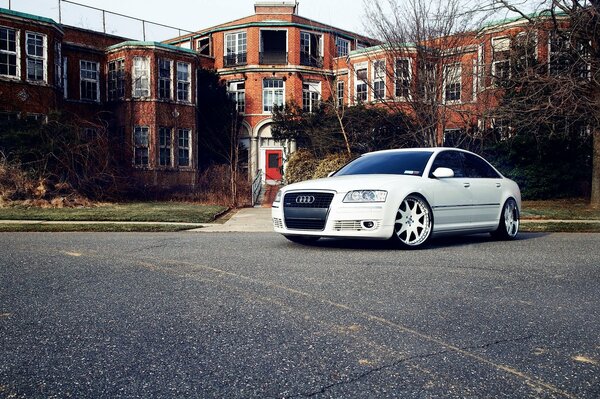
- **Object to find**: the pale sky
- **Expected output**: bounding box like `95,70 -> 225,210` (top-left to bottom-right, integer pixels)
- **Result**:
0,0 -> 371,40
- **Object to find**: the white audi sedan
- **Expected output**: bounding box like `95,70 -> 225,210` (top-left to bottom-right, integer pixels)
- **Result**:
272,148 -> 521,248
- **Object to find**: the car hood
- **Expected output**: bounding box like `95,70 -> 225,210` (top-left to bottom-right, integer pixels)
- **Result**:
282,174 -> 423,193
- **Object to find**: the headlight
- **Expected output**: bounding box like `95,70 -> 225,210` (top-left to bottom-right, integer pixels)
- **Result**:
343,190 -> 387,203
273,191 -> 282,203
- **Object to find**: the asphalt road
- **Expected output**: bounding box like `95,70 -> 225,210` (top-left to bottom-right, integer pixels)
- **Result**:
0,232 -> 599,398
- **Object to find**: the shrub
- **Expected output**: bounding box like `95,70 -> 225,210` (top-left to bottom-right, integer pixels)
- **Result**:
284,149 -> 318,184
312,153 -> 352,179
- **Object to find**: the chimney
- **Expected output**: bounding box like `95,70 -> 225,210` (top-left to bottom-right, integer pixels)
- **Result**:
254,1 -> 298,15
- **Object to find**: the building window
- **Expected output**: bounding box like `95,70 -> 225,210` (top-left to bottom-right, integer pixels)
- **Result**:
178,128 -> 191,167
133,57 -> 150,98
62,57 -> 68,98
177,62 -> 191,102
395,58 -> 411,99
0,27 -> 18,78
549,31 -> 591,78
263,78 -> 284,113
336,80 -> 344,107
26,32 -> 46,82
54,42 -> 61,87
108,59 -> 125,100
355,65 -> 368,102
444,64 -> 461,103
158,127 -> 172,166
197,36 -> 210,56
26,113 -> 46,123
302,81 -> 320,113
224,31 -> 247,66
228,81 -> 245,113
300,31 -> 323,67
80,60 -> 99,102
492,37 -> 510,84
372,59 -> 386,100
157,58 -> 172,100
336,37 -> 350,58
134,126 -> 149,166
492,119 -> 512,141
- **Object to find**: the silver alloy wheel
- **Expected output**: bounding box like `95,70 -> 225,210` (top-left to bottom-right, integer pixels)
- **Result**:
394,195 -> 432,247
503,199 -> 519,238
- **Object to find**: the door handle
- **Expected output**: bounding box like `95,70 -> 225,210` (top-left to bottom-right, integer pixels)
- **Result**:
496,183 -> 501,188
463,183 -> 471,188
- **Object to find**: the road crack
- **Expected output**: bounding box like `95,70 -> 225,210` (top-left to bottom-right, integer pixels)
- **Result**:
297,335 -> 535,398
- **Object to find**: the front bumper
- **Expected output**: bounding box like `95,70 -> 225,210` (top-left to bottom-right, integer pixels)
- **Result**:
271,193 -> 394,239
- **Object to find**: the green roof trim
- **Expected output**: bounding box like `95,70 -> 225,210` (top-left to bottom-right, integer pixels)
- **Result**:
349,42 -> 415,56
480,10 -> 567,30
168,21 -> 369,46
107,40 -> 197,55
0,7 -> 61,28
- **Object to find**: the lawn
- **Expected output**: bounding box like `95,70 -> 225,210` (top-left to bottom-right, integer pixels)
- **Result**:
521,199 -> 600,220
0,202 -> 227,224
0,223 -> 197,233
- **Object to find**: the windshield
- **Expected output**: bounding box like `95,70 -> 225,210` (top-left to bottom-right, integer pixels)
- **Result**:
334,151 -> 434,177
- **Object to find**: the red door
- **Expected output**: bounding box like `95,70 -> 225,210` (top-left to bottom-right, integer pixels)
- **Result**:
265,150 -> 283,181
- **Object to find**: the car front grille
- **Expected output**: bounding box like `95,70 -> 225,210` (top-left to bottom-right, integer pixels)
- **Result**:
284,218 -> 327,230
283,191 -> 334,231
283,192 -> 334,208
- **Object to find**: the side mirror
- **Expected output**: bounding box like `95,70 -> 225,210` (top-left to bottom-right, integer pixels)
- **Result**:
432,167 -> 454,178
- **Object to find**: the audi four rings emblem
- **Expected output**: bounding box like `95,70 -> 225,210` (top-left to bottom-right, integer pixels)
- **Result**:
296,195 -> 315,204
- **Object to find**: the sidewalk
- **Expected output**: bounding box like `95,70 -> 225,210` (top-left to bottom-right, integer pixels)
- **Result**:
187,207 -> 273,232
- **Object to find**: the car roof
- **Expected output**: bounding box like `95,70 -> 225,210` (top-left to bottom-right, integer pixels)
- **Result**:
363,147 -> 470,156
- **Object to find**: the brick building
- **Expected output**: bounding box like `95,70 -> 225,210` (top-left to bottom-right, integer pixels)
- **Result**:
1,2 -> 580,189
0,7 -> 210,189
166,1 -> 377,183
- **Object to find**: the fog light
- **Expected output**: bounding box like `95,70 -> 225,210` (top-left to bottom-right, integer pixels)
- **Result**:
362,221 -> 375,229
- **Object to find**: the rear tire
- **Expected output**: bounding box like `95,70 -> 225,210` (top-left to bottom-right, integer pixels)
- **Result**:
391,195 -> 433,249
284,235 -> 320,244
491,198 -> 519,240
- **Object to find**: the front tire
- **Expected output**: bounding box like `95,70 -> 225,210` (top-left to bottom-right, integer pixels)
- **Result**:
492,198 -> 519,240
391,195 -> 433,249
284,235 -> 320,245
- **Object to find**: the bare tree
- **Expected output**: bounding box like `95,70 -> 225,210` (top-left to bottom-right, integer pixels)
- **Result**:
486,0 -> 600,206
363,0 -> 487,147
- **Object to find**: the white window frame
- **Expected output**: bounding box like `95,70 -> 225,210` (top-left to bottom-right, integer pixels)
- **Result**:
372,59 -> 386,101
132,56 -> 150,98
157,58 -> 173,100
491,37 -> 511,85
443,63 -> 462,104
25,31 -> 47,83
354,62 -> 368,103
0,26 -> 20,79
177,128 -> 192,167
158,126 -> 173,167
302,81 -> 321,113
79,60 -> 100,102
228,81 -> 246,113
224,30 -> 247,63
133,126 -> 150,167
335,37 -> 350,58
176,61 -> 191,103
394,58 -> 412,101
336,80 -> 345,108
300,31 -> 324,66
262,78 -> 285,113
